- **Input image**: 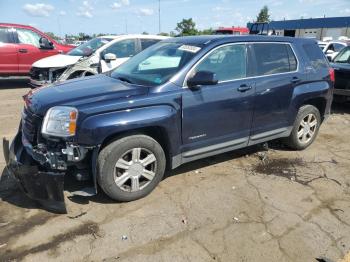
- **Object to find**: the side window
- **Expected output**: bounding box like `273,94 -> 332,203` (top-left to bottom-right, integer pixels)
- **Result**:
333,43 -> 345,52
16,28 -> 41,47
287,45 -> 297,71
194,44 -> 247,82
252,43 -> 295,76
0,27 -> 11,43
302,43 -> 329,70
104,39 -> 136,58
141,39 -> 160,50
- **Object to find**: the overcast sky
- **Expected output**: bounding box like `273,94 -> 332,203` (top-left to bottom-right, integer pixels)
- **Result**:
1,0 -> 349,36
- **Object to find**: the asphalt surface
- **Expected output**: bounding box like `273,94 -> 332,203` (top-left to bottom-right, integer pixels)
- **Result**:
0,77 -> 350,262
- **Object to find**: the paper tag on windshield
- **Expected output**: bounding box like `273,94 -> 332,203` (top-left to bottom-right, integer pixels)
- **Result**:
178,45 -> 201,53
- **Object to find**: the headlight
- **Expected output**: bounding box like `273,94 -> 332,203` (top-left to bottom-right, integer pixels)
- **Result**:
41,106 -> 78,137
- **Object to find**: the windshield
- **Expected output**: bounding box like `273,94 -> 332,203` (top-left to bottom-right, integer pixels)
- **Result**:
67,37 -> 112,56
111,42 -> 201,86
333,47 -> 350,63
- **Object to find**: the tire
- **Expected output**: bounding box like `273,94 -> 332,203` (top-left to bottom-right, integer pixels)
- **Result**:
285,105 -> 321,150
97,135 -> 166,202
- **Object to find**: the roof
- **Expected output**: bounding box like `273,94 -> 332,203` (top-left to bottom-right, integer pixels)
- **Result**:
98,34 -> 169,40
0,23 -> 36,29
165,35 -> 315,46
248,16 -> 350,30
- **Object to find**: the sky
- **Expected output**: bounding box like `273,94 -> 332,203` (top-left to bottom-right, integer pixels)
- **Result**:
0,0 -> 350,36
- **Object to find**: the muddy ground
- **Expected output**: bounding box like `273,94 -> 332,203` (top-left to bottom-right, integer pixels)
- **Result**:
0,78 -> 350,262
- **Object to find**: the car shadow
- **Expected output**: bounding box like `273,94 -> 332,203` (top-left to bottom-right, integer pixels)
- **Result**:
0,143 -> 278,211
331,101 -> 350,115
0,77 -> 31,90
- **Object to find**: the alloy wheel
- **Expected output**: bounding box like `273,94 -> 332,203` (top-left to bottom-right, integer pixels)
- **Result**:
297,113 -> 318,144
114,148 -> 157,192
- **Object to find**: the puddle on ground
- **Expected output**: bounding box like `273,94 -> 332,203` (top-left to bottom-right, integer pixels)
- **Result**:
253,157 -> 341,186
253,158 -> 306,180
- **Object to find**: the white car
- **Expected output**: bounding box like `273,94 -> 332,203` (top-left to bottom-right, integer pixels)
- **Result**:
73,40 -> 88,46
319,41 -> 349,61
29,34 -> 169,87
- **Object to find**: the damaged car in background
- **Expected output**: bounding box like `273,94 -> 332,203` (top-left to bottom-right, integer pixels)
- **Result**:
29,34 -> 168,87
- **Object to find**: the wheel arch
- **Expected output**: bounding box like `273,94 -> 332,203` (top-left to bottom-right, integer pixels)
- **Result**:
100,126 -> 173,169
301,97 -> 327,121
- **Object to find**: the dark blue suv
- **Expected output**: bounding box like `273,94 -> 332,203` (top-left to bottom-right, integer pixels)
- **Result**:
3,35 -> 334,213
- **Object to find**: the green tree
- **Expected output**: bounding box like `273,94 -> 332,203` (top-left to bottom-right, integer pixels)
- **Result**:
158,32 -> 169,36
256,6 -> 271,23
142,31 -> 149,35
198,28 -> 214,35
175,18 -> 198,36
45,32 -> 60,41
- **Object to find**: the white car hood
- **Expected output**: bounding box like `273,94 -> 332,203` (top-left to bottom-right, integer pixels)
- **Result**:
32,54 -> 82,68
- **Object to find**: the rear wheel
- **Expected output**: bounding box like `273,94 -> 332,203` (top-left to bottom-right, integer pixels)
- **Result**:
285,105 -> 321,150
97,135 -> 166,202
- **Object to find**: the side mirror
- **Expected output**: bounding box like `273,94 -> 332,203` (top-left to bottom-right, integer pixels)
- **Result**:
39,37 -> 53,49
104,53 -> 117,62
187,71 -> 218,88
326,50 -> 335,55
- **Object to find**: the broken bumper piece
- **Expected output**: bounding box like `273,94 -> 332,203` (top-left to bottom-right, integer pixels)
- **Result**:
3,133 -> 67,214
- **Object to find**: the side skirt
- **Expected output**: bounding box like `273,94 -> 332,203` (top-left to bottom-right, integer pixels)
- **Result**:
171,127 -> 293,169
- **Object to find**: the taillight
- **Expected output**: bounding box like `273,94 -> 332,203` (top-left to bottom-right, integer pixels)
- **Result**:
329,68 -> 335,83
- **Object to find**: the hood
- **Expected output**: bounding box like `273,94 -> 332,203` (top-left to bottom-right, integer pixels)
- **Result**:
32,54 -> 82,68
25,74 -> 148,116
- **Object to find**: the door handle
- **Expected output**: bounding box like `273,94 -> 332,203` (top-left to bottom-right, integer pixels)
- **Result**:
237,84 -> 252,92
291,77 -> 301,83
19,48 -> 28,53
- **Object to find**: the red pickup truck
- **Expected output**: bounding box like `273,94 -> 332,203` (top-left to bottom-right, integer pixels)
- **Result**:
0,23 -> 74,76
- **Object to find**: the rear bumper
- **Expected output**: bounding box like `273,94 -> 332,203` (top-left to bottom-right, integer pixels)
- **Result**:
334,88 -> 350,97
3,132 -> 66,213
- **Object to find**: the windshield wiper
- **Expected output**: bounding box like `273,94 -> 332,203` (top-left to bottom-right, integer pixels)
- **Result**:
116,76 -> 134,84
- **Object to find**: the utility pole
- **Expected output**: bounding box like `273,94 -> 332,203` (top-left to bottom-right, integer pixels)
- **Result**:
158,0 -> 161,34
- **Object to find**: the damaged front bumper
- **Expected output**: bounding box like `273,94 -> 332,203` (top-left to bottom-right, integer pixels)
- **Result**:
3,132 -> 67,213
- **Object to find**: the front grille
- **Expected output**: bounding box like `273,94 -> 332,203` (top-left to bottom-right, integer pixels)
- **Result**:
29,67 -> 66,82
29,67 -> 49,81
21,107 -> 42,145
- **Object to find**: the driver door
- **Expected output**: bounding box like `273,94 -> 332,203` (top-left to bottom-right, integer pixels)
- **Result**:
15,28 -> 57,73
181,44 -> 255,154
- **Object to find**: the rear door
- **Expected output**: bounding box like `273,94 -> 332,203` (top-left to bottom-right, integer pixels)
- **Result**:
14,28 -> 57,73
182,43 -> 255,154
248,42 -> 301,144
0,26 -> 18,74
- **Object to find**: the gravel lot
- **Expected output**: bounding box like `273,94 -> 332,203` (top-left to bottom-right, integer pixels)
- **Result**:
0,78 -> 350,262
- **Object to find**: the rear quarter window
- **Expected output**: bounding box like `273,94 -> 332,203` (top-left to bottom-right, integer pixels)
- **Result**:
302,43 -> 329,70
252,43 -> 297,76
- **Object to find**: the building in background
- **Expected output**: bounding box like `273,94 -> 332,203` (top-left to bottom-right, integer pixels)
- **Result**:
248,16 -> 350,40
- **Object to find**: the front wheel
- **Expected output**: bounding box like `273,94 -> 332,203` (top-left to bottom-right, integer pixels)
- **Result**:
285,105 -> 321,150
97,135 -> 166,202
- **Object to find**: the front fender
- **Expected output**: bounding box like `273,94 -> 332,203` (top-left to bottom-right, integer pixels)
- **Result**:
77,105 -> 181,155
59,59 -> 98,81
